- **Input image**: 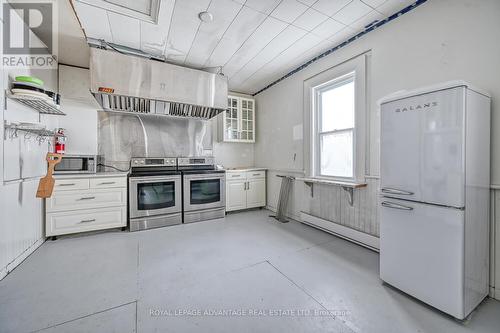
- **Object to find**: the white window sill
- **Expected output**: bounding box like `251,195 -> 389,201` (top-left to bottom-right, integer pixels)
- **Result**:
296,177 -> 367,189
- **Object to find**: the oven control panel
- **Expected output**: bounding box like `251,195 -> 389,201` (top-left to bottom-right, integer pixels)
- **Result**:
131,157 -> 177,167
178,157 -> 215,166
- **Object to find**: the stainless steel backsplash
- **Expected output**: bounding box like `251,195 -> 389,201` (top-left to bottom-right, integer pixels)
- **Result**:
98,111 -> 213,170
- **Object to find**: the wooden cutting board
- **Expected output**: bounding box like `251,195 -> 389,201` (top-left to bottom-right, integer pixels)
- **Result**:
36,153 -> 63,198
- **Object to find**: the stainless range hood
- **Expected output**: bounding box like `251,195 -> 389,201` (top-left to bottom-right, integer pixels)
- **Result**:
89,48 -> 228,120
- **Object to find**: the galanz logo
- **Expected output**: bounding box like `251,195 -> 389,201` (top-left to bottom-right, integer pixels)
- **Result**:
395,101 -> 438,113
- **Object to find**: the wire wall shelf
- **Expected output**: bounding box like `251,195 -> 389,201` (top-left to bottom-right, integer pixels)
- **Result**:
4,121 -> 56,143
6,91 -> 65,116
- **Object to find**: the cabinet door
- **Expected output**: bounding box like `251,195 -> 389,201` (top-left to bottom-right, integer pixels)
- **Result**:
224,96 -> 240,141
246,179 -> 266,208
226,180 -> 247,211
240,98 -> 255,142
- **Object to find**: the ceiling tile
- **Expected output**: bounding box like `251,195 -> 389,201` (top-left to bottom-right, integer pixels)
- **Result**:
270,0 -> 309,23
311,18 -> 345,39
73,1 -> 113,42
204,6 -> 267,67
223,16 -> 288,78
332,0 -> 372,25
184,0 -> 243,67
140,0 -> 175,56
107,12 -> 141,49
230,25 -> 307,85
239,38 -> 334,93
244,0 -> 281,14
259,33 -> 323,73
293,7 -> 329,31
349,9 -> 383,31
297,0 -> 319,6
376,0 -> 414,16
165,0 -> 211,63
361,0 -> 387,8
328,26 -> 356,43
313,0 -> 351,16
291,39 -> 334,65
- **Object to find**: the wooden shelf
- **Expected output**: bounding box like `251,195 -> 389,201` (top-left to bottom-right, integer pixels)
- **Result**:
295,177 -> 367,206
6,92 -> 65,116
296,177 -> 367,188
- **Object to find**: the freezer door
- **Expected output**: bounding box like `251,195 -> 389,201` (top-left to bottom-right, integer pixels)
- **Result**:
380,87 -> 465,207
380,198 -> 465,319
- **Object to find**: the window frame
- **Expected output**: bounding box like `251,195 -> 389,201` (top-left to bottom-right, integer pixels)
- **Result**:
314,73 -> 356,180
303,54 -> 367,183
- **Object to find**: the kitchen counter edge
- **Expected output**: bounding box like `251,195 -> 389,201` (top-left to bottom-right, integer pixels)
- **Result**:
53,172 -> 129,179
224,168 -> 267,172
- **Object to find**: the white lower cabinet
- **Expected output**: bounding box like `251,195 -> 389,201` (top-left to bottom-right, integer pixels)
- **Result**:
46,206 -> 126,236
45,174 -> 128,237
227,180 -> 247,211
226,170 -> 266,212
246,178 -> 266,208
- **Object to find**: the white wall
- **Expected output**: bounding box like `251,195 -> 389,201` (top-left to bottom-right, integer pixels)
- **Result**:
58,65 -> 99,155
255,0 -> 500,298
0,1 -> 60,279
213,141 -> 254,168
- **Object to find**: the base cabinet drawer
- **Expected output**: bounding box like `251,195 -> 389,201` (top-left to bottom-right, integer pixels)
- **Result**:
247,170 -> 265,179
90,177 -> 127,189
227,172 -> 247,180
46,206 -> 127,236
46,188 -> 127,212
54,178 -> 89,191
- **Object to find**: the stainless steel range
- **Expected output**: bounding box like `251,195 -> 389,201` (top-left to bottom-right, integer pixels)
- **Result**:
178,157 -> 226,223
128,157 -> 182,231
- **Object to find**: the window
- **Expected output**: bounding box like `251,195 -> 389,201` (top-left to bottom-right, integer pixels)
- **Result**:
316,74 -> 355,179
304,54 -> 367,182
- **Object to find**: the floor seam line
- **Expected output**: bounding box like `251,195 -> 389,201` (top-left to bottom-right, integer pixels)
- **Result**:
229,260 -> 268,273
265,260 -> 356,333
265,260 -> 328,310
31,300 -> 137,332
135,300 -> 138,333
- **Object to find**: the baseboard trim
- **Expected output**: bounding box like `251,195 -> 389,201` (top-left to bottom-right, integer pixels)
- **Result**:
301,212 -> 380,252
489,286 -> 495,299
493,287 -> 500,301
0,237 -> 45,281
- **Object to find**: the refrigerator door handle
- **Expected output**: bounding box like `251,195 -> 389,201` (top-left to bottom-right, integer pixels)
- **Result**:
381,188 -> 414,196
381,201 -> 414,211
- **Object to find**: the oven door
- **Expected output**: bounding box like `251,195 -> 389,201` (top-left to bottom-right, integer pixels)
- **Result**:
129,175 -> 181,219
183,173 -> 225,212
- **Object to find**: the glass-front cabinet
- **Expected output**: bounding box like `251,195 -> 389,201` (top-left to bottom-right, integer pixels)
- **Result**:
217,95 -> 255,143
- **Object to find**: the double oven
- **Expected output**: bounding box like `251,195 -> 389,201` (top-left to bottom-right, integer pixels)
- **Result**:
128,157 -> 225,231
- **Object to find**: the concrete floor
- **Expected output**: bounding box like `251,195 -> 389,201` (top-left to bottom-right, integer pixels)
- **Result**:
1,209 -> 499,333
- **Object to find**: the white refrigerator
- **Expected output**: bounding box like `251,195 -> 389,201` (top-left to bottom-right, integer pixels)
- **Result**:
379,81 -> 491,319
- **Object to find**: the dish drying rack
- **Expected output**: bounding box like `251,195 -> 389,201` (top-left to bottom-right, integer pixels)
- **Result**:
4,121 -> 56,143
6,91 -> 65,116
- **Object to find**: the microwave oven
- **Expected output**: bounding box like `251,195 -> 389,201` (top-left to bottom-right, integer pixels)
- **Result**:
53,155 -> 101,174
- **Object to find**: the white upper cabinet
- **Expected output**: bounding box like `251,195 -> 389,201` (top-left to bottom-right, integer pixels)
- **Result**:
217,95 -> 255,143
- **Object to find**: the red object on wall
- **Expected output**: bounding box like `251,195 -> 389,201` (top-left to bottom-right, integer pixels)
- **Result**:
54,128 -> 66,154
